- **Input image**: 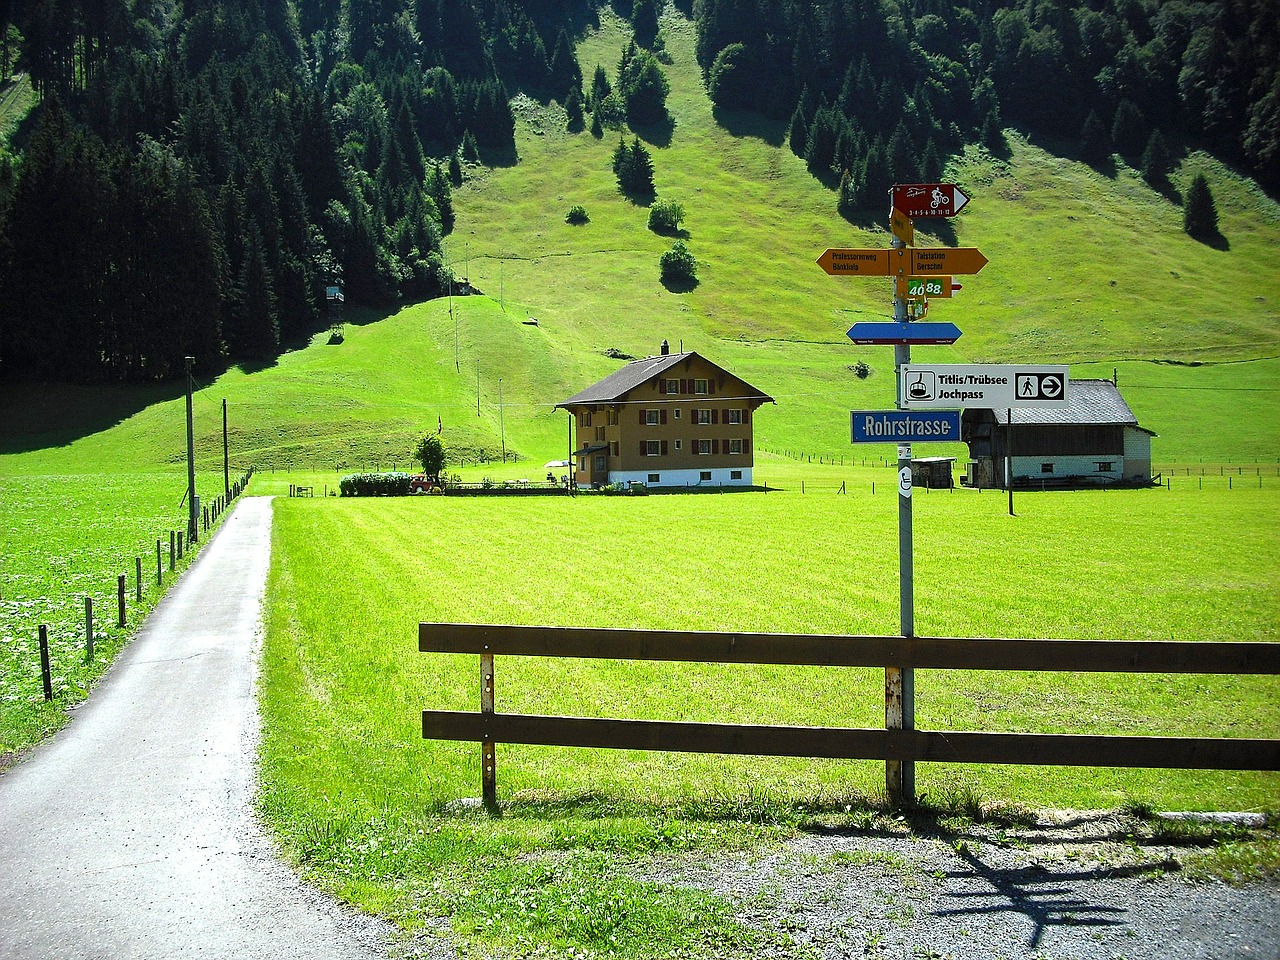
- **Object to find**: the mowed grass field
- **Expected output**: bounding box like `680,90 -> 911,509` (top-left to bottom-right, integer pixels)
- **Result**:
255,486 -> 1279,951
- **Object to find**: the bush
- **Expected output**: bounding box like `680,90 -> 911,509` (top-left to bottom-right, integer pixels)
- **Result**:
659,240 -> 696,284
647,198 -> 684,233
413,433 -> 447,479
565,205 -> 589,224
339,472 -> 413,496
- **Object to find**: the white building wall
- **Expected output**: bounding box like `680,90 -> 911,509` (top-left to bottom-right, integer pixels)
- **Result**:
1012,455 -> 1122,484
1123,428 -> 1153,480
609,467 -> 753,488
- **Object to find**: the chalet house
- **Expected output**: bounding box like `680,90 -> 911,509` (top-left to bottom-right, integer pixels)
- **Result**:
961,379 -> 1156,489
556,343 -> 774,489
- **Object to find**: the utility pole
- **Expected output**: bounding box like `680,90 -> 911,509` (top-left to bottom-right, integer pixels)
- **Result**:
185,357 -> 197,545
498,378 -> 506,462
222,399 -> 230,498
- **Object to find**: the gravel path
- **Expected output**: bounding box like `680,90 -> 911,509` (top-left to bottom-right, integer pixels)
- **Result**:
631,815 -> 1280,960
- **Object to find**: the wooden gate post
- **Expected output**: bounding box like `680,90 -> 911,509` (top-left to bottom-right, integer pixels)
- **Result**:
481,652 -> 496,809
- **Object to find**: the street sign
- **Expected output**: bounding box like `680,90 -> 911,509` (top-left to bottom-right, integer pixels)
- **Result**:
817,248 -> 891,275
905,247 -> 987,275
898,364 -> 1070,409
906,276 -> 959,299
892,184 -> 971,219
847,321 -> 962,345
889,208 -> 914,245
851,410 -> 962,443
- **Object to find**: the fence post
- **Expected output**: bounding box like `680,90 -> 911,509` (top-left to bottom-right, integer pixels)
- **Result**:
156,540 -> 163,584
39,625 -> 53,700
135,556 -> 142,602
85,596 -> 94,662
118,574 -> 127,628
169,531 -> 176,571
178,531 -> 184,561
481,652 -> 496,809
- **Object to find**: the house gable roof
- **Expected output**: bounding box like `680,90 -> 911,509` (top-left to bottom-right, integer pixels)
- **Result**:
987,380 -> 1154,434
556,351 -> 773,407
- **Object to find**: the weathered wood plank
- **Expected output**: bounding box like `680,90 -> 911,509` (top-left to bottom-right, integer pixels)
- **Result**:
419,623 -> 1280,675
421,711 -> 1280,771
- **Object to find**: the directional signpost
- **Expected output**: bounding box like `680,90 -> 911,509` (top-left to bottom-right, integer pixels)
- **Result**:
892,183 -> 971,219
819,182 -> 990,808
846,321 -> 962,345
899,364 -> 1070,409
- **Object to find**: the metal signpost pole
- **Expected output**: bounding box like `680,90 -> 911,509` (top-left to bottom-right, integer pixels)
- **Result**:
889,244 -> 915,809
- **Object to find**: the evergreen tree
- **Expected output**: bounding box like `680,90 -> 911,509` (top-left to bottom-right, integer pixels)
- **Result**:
619,49 -> 669,126
1110,99 -> 1146,158
632,0 -> 660,49
589,65 -> 611,111
590,108 -> 603,138
1079,110 -> 1112,165
565,85 -> 585,132
1183,173 -> 1218,239
1140,129 -> 1172,184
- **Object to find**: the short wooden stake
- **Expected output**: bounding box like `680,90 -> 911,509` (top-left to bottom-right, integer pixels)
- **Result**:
118,574 -> 127,628
39,625 -> 53,700
84,596 -> 94,662
156,540 -> 163,584
169,531 -> 176,571
135,556 -> 143,602
177,531 -> 184,560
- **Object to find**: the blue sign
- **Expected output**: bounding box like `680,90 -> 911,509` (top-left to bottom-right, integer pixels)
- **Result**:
846,321 -> 962,345
850,410 -> 961,443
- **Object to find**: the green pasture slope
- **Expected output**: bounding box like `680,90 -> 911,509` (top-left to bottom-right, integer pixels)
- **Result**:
0,6 -> 1278,954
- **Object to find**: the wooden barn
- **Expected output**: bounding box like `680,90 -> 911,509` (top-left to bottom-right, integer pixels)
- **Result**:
961,379 -> 1156,489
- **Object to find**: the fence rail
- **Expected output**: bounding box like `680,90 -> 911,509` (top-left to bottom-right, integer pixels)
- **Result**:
418,624 -> 1280,807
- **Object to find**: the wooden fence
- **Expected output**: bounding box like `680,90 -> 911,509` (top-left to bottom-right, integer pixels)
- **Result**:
418,623 -> 1280,807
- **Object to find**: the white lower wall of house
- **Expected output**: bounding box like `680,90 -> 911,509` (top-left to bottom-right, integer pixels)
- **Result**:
1123,429 -> 1153,479
1012,455 -> 1121,482
610,467 -> 753,488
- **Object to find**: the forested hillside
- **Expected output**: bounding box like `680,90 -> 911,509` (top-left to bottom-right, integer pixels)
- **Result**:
0,0 -> 1274,384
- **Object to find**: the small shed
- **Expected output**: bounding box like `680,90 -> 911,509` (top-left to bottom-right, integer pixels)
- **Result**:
911,457 -> 955,489
961,379 -> 1156,489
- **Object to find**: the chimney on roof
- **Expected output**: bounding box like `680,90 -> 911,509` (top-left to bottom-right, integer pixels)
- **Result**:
660,339 -> 669,356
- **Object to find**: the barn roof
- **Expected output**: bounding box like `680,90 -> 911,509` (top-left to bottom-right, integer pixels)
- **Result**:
988,380 -> 1152,432
557,351 -> 773,407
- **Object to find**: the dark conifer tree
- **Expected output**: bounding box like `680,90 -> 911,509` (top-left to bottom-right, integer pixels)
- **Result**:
1140,129 -> 1172,184
565,85 -> 585,131
1183,173 -> 1218,239
1079,110 -> 1111,165
632,0 -> 660,49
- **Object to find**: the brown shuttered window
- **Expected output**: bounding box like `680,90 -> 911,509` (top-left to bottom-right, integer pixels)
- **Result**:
638,409 -> 646,425
711,409 -> 719,425
743,408 -> 750,424
722,408 -> 730,423
713,438 -> 720,454
680,379 -> 688,393
709,379 -> 716,394
639,441 -> 647,456
660,409 -> 668,425
658,380 -> 666,394
661,440 -> 668,455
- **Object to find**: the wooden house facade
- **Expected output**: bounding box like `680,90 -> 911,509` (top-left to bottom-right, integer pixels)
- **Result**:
961,379 -> 1156,489
556,344 -> 774,489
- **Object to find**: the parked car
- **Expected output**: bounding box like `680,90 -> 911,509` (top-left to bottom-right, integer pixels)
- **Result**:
408,474 -> 442,494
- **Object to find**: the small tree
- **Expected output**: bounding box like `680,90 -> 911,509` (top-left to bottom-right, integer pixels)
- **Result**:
647,198 -> 684,233
564,86 -> 585,132
659,240 -> 696,285
565,204 -> 589,224
414,433 -> 447,482
1183,173 -> 1219,239
1140,129 -> 1172,183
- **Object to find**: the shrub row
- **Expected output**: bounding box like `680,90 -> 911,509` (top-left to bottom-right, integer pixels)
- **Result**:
340,472 -> 413,497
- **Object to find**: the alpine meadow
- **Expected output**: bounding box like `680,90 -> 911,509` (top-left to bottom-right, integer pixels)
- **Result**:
1,1 -> 1278,958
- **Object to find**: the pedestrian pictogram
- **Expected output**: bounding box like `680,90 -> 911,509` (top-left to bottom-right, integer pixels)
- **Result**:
1016,372 -> 1065,400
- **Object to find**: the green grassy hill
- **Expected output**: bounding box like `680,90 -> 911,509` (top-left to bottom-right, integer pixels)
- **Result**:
2,8 -> 1277,477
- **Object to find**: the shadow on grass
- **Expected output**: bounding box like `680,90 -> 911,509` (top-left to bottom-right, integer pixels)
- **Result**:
711,106 -> 787,148
1189,228 -> 1230,251
660,274 -> 699,293
0,380 -> 188,455
631,113 -> 675,148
